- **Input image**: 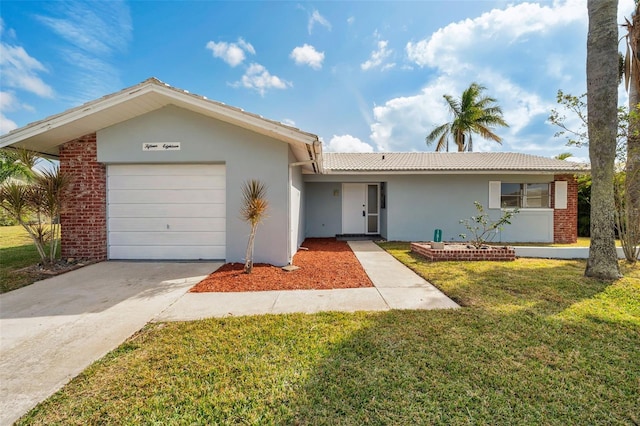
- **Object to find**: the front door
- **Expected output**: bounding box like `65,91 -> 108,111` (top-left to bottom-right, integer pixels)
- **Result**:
342,183 -> 379,234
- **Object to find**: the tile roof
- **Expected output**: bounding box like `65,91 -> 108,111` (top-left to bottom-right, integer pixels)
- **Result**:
322,152 -> 589,173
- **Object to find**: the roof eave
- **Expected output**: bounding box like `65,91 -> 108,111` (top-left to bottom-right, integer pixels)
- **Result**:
0,79 -> 320,156
324,168 -> 590,175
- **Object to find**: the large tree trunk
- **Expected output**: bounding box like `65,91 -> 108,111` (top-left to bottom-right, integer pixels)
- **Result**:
626,73 -> 640,262
585,0 -> 622,279
627,6 -> 640,253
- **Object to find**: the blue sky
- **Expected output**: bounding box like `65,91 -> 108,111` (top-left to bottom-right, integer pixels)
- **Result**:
1,0 -> 635,162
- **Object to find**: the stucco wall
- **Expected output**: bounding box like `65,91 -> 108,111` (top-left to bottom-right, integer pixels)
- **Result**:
289,148 -> 305,260
97,105 -> 292,265
305,182 -> 343,237
305,173 -> 557,243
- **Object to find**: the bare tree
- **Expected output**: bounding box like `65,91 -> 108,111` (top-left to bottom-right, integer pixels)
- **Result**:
585,0 -> 622,279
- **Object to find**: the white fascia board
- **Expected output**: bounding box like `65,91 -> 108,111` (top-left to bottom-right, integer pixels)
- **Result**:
0,84 -> 156,148
322,170 -> 582,175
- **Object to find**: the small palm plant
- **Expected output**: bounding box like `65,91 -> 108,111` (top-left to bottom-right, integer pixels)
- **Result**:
33,168 -> 71,264
0,165 -> 71,266
0,147 -> 40,183
240,180 -> 268,274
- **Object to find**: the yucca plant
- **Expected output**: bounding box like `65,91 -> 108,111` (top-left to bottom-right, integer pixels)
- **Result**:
0,147 -> 40,183
32,168 -> 72,264
0,182 -> 49,261
240,180 -> 268,274
0,165 -> 71,266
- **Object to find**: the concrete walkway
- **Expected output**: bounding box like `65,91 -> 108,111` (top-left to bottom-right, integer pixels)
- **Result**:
0,241 -> 457,424
0,262 -> 218,426
157,241 -> 458,321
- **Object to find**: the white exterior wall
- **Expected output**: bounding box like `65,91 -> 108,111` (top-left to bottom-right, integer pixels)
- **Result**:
289,148 -> 306,262
97,105 -> 294,265
304,173 -> 556,243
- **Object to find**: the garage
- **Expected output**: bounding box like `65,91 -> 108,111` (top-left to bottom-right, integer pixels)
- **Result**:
107,164 -> 226,260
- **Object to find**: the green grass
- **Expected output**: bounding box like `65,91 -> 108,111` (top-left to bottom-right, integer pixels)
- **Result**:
0,225 -> 44,293
17,244 -> 640,425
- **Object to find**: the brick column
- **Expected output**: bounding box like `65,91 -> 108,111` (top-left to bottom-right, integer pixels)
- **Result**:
552,174 -> 578,244
59,133 -> 107,260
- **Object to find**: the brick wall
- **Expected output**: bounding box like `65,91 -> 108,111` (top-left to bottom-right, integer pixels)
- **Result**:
552,174 -> 578,244
59,133 -> 107,260
410,243 -> 516,261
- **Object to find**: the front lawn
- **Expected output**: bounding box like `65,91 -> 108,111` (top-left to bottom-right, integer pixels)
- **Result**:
17,244 -> 640,425
0,225 -> 44,293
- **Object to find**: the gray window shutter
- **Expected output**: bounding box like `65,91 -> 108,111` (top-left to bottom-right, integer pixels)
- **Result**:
489,181 -> 501,209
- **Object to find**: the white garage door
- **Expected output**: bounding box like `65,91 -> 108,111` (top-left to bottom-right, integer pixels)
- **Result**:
107,164 -> 225,260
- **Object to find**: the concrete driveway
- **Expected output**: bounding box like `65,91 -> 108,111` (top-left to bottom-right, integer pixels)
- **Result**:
0,261 -> 219,426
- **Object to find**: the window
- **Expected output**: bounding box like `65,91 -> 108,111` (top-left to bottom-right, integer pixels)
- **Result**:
500,183 -> 550,208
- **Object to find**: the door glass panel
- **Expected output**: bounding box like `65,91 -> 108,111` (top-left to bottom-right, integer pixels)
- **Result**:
367,215 -> 378,233
367,185 -> 378,214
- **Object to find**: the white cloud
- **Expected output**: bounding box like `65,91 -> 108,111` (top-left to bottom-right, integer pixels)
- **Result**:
361,40 -> 394,71
370,78 -> 456,152
281,118 -> 296,127
36,1 -> 132,56
0,113 -> 18,134
325,135 -> 374,152
405,1 -> 587,70
206,38 -> 255,67
0,90 -> 19,133
237,38 -> 256,55
370,73 -> 552,153
290,44 -> 324,70
367,0 -> 629,155
0,91 -> 17,111
60,49 -> 123,102
33,1 -> 132,103
234,63 -> 291,96
0,18 -> 16,39
347,16 -> 355,25
0,43 -> 53,98
308,10 -> 331,34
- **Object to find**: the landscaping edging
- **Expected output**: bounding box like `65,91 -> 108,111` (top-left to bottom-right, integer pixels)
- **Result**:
411,242 -> 516,261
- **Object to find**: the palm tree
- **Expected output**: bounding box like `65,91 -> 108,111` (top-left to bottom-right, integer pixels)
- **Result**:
240,180 -> 268,274
555,152 -> 574,160
621,3 -> 640,261
0,148 -> 40,183
426,82 -> 508,152
585,0 -> 621,279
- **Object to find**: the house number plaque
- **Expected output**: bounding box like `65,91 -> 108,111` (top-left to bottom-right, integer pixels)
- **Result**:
142,143 -> 181,151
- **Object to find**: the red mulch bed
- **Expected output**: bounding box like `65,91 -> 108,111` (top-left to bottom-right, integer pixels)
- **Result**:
189,238 -> 373,292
